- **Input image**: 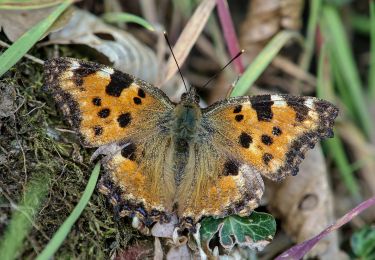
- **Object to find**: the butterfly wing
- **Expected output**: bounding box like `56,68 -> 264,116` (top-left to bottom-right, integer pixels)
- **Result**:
178,94 -> 338,225
44,58 -> 176,224
44,57 -> 174,147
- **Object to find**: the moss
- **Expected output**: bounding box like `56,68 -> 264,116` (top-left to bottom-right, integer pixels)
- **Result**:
0,46 -> 144,259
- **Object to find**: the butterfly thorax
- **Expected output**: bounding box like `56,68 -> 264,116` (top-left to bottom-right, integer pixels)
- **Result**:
173,104 -> 201,144
173,90 -> 201,145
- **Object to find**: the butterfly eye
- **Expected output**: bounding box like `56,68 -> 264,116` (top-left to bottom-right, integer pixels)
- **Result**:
181,93 -> 188,101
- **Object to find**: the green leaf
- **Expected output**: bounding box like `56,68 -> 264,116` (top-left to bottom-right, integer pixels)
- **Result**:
36,163 -> 101,260
0,0 -> 72,77
101,12 -> 155,31
231,30 -> 301,97
351,226 -> 375,258
200,212 -> 276,252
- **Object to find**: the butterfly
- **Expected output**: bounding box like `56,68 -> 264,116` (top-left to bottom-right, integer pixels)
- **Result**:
44,57 -> 338,232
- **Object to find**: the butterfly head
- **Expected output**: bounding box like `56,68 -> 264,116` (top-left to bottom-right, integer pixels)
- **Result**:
180,87 -> 200,105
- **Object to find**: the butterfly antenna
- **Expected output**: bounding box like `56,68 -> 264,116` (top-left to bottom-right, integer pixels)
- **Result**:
201,50 -> 244,89
164,31 -> 188,92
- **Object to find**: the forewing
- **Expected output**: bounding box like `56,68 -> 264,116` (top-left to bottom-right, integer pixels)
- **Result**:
44,57 -> 174,147
202,94 -> 338,181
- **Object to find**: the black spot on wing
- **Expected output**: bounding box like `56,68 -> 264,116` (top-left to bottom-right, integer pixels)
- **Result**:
239,132 -> 252,148
263,153 -> 273,165
272,126 -> 282,136
223,160 -> 239,176
117,113 -> 131,128
92,97 -> 102,106
286,96 -> 309,122
261,135 -> 273,145
121,143 -> 136,161
138,88 -> 146,98
233,105 -> 242,113
235,114 -> 244,122
106,70 -> 133,97
133,97 -> 142,105
250,95 -> 273,121
98,108 -> 110,118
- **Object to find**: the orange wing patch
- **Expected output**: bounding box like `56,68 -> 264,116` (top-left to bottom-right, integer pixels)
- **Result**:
44,58 -> 172,147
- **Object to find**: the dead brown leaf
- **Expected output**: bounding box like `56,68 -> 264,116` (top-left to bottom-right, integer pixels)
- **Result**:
239,0 -> 304,61
265,145 -> 344,259
161,0 -> 217,85
46,8 -> 159,84
338,122 -> 375,207
0,6 -> 72,42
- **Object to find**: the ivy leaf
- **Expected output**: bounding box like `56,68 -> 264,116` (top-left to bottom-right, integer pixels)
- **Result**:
351,226 -> 375,259
199,212 -> 276,253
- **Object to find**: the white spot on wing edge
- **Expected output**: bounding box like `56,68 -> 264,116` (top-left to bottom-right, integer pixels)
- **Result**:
70,60 -> 80,69
101,67 -> 114,74
270,94 -> 287,106
304,98 -> 315,109
97,68 -> 113,79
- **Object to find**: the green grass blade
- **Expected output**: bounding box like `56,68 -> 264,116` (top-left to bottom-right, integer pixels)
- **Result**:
101,12 -> 155,31
231,30 -> 301,97
36,163 -> 101,260
322,5 -> 373,138
0,0 -> 72,77
299,0 -> 322,71
369,0 -> 375,97
0,173 -> 50,260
